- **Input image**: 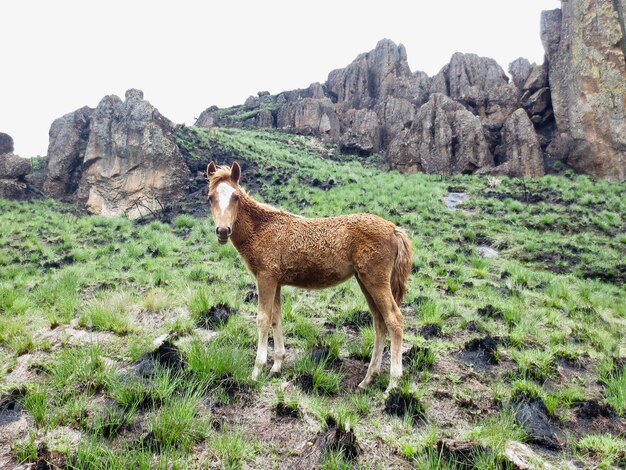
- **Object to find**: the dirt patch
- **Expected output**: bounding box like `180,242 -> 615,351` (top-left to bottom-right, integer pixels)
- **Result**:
243,289 -> 258,304
419,324 -> 442,338
458,336 -> 499,370
512,392 -> 564,450
384,390 -> 426,424
307,346 -> 336,366
582,264 -> 626,286
341,310 -> 371,330
337,358 -> 369,392
567,400 -> 626,437
274,402 -> 301,419
435,439 -> 489,469
316,416 -> 359,460
194,303 -> 235,329
135,339 -> 185,376
476,304 -> 503,320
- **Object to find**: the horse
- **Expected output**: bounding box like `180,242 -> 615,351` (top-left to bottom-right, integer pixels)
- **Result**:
206,161 -> 412,393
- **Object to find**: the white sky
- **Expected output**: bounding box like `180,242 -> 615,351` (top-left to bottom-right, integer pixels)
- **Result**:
1,0 -> 561,158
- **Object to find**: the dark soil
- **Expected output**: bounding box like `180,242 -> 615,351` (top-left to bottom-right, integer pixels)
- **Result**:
296,374 -> 314,393
341,310 -> 372,330
308,346 -> 336,365
243,289 -> 258,304
476,304 -> 503,320
512,392 -> 564,450
0,388 -> 24,425
459,336 -> 499,370
419,324 -> 442,339
145,340 -> 185,373
482,188 -> 566,205
194,303 -> 235,329
274,402 -> 301,419
384,390 -> 426,424
568,400 -> 626,437
435,439 -> 489,469
317,416 -> 359,460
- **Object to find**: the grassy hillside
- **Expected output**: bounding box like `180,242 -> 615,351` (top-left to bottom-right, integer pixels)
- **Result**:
1,127 -> 625,469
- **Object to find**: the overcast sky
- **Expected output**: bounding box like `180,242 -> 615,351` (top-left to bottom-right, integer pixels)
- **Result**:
1,0 -> 561,158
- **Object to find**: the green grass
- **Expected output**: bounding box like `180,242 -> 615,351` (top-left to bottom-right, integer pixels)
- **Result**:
1,127 -> 625,468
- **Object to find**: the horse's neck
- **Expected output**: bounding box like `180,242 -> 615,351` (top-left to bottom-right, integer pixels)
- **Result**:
230,193 -> 276,252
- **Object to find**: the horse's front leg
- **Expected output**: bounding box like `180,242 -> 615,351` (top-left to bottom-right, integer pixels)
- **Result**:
269,285 -> 284,375
251,276 -> 277,381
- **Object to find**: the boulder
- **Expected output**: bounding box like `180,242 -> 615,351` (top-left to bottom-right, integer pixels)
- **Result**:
524,87 -> 551,116
431,52 -> 510,105
388,93 -> 493,174
195,106 -> 219,128
0,179 -> 27,200
276,98 -> 340,138
244,95 -> 260,110
541,1 -> 626,181
486,109 -> 544,177
254,109 -> 274,128
0,132 -> 14,155
523,62 -> 549,93
509,58 -> 533,90
44,106 -> 93,198
0,153 -> 31,179
76,89 -> 190,218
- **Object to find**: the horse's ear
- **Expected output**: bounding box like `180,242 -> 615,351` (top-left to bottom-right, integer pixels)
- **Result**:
207,161 -> 217,179
231,161 -> 241,184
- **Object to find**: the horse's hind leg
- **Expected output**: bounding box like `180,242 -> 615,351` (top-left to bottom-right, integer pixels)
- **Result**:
252,275 -> 277,381
356,276 -> 387,389
358,275 -> 404,394
270,285 -> 285,375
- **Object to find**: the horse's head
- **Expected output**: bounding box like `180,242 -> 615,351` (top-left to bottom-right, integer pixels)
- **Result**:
206,161 -> 242,245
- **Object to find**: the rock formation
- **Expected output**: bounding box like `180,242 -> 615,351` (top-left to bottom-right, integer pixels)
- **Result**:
44,106 -> 93,199
0,133 -> 31,200
541,0 -> 626,181
388,94 -> 492,174
44,90 -> 190,217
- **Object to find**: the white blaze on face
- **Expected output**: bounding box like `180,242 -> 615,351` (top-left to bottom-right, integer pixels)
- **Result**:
216,182 -> 236,216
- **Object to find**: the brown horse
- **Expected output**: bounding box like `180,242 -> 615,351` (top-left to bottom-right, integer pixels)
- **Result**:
206,161 -> 412,392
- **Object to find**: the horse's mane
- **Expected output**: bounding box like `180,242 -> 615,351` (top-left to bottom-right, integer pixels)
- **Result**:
208,165 -> 236,187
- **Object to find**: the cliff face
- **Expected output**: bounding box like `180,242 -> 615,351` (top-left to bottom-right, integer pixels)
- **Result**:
44,90 -> 190,217
542,0 -> 626,181
195,2 -> 626,181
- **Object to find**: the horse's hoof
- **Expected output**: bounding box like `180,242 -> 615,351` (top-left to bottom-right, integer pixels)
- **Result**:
251,368 -> 261,381
357,379 -> 371,390
268,368 -> 282,378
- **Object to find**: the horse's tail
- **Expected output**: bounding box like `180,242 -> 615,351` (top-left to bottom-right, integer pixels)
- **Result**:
391,227 -> 413,305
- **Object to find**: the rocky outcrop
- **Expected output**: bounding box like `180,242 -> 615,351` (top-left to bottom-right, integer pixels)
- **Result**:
541,0 -> 626,181
76,89 -> 190,218
509,58 -> 533,90
44,106 -> 93,198
482,109 -> 545,177
44,90 -> 189,217
0,133 -> 31,200
388,93 -> 492,174
0,133 -> 14,155
276,98 -> 340,138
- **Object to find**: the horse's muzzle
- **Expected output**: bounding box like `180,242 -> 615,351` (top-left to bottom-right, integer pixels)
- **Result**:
216,226 -> 232,244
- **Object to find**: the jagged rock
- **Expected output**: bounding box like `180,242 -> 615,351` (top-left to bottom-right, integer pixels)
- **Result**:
340,108 -> 381,153
509,58 -> 533,90
195,106 -> 219,128
254,109 -> 273,128
524,88 -> 551,116
523,62 -> 549,93
44,106 -> 93,198
431,52 -> 509,105
244,95 -> 260,110
388,93 -> 492,174
375,97 -> 416,148
327,39 -> 416,109
0,153 -> 31,179
75,89 -> 190,218
541,1 -> 626,181
484,109 -> 544,177
308,82 -> 326,100
276,98 -> 340,138
0,179 -> 27,199
0,132 -> 14,155
483,83 -> 521,129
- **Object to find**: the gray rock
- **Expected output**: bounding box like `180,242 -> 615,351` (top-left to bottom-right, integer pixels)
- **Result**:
388,93 -> 493,174
486,108 -> 544,177
0,153 -> 31,179
509,58 -> 533,90
339,108 -> 381,153
76,90 -> 190,218
477,246 -> 499,258
0,178 -> 27,199
524,87 -> 551,116
44,106 -> 93,198
244,95 -> 260,110
443,192 -> 470,211
541,2 -> 626,181
523,63 -> 549,92
276,98 -> 340,138
254,109 -> 274,128
195,105 -> 219,128
0,132 -> 14,155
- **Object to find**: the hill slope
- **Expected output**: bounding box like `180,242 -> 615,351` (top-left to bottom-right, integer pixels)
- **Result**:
1,128 -> 625,468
